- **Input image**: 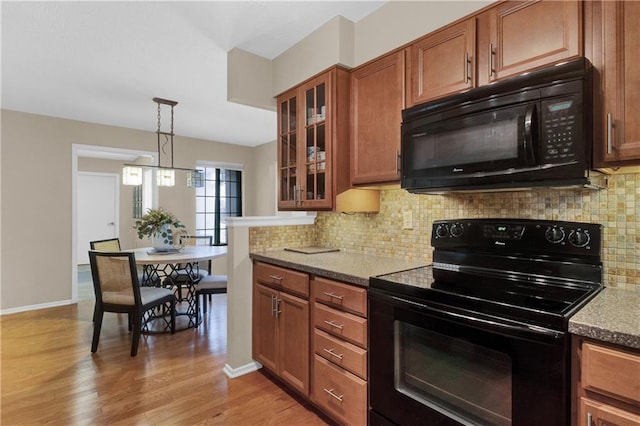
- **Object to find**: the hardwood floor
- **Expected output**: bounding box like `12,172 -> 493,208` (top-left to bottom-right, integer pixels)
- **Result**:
0,295 -> 331,425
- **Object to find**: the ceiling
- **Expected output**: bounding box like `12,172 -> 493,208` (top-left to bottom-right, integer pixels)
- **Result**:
1,1 -> 386,148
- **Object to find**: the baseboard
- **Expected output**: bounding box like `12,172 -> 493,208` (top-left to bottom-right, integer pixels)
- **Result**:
223,361 -> 262,379
0,299 -> 75,316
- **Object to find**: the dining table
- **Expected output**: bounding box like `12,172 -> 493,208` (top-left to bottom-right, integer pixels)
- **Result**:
129,245 -> 227,332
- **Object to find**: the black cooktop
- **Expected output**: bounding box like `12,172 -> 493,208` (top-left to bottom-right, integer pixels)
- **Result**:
370,219 -> 604,331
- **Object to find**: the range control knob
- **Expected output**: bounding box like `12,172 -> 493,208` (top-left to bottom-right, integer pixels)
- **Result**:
450,222 -> 464,237
435,224 -> 449,238
568,229 -> 591,247
545,226 -> 565,244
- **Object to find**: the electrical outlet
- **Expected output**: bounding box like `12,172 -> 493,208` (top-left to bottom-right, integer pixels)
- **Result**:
403,209 -> 413,230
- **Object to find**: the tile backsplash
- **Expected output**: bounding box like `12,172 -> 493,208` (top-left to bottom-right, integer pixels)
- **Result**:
252,172 -> 639,291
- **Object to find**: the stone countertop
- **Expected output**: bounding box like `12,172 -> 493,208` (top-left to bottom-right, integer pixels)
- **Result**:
569,288 -> 640,350
250,249 -> 428,287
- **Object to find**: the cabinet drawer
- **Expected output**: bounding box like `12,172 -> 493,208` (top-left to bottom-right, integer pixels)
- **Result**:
314,302 -> 367,348
312,354 -> 367,426
312,277 -> 367,317
314,329 -> 367,380
254,262 -> 309,298
582,343 -> 640,405
580,397 -> 640,426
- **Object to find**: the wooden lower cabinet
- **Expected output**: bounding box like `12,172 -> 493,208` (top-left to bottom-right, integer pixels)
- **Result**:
311,277 -> 368,425
253,262 -> 369,424
573,336 -> 640,426
253,262 -> 310,397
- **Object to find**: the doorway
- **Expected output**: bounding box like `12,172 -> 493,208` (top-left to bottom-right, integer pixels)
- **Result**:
76,172 -> 119,265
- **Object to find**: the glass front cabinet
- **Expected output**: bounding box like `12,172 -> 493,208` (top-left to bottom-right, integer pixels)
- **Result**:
277,67 -> 350,211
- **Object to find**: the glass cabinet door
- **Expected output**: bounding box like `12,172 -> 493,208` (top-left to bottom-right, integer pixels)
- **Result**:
303,81 -> 327,205
278,91 -> 297,206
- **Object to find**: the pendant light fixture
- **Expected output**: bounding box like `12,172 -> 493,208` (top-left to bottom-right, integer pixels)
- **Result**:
123,97 -> 204,188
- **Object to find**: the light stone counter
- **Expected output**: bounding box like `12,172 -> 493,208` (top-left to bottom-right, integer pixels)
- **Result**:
250,249 -> 428,287
569,288 -> 640,350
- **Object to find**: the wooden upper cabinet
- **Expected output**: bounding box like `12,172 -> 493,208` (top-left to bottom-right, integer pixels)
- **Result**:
351,50 -> 405,185
480,0 -> 582,84
590,0 -> 640,167
407,18 -> 476,106
276,67 -> 350,211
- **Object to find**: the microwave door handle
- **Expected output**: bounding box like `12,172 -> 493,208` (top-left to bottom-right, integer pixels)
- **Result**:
524,104 -> 537,166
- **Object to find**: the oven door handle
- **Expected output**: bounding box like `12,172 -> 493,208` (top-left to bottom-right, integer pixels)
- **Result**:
392,296 -> 564,341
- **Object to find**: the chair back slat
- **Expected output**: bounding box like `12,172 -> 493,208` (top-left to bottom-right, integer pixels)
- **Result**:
90,238 -> 121,251
180,235 -> 212,246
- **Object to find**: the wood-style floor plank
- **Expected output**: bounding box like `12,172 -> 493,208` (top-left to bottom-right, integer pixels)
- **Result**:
1,295 -> 331,425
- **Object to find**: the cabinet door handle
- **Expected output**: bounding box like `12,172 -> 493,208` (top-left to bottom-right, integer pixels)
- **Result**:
323,388 -> 344,402
323,320 -> 344,330
323,348 -> 344,360
396,150 -> 401,176
607,113 -> 614,154
274,297 -> 281,319
323,291 -> 344,301
586,412 -> 592,426
464,52 -> 471,83
489,43 -> 495,77
271,295 -> 276,317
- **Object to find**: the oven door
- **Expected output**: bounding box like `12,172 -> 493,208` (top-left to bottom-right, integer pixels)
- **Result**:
369,290 -> 569,426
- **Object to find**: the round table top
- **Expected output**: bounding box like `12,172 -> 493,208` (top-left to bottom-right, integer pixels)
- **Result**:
129,245 -> 227,265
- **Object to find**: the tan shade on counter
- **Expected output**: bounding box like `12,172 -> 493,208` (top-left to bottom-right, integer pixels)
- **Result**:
336,189 -> 380,213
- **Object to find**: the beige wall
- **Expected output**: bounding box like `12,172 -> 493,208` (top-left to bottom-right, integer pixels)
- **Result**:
273,16 -> 356,96
251,141 -> 278,216
227,48 -> 276,111
271,1 -> 491,95
1,109 -> 256,310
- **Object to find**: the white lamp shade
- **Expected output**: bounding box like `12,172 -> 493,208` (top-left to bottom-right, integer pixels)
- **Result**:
156,169 -> 175,187
122,166 -> 143,185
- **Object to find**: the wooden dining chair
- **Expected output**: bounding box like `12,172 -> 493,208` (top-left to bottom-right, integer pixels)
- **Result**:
90,237 -> 121,251
88,251 -> 176,356
89,237 -> 157,288
194,274 -> 227,320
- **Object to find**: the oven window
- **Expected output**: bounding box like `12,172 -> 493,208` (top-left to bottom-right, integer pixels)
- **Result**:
394,322 -> 512,426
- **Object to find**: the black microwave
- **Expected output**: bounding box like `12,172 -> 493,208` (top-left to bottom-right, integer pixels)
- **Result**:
401,58 -> 595,193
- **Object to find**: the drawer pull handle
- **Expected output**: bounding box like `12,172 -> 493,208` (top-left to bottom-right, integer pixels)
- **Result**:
323,348 -> 344,360
268,274 -> 283,281
323,388 -> 344,402
586,412 -> 592,426
323,320 -> 344,330
323,292 -> 344,300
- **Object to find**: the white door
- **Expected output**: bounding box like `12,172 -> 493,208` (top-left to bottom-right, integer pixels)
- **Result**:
77,173 -> 118,264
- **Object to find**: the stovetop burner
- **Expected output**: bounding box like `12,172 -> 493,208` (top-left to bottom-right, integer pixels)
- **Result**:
371,219 -> 603,331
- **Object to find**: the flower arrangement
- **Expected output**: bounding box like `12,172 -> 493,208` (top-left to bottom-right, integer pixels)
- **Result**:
135,208 -> 185,244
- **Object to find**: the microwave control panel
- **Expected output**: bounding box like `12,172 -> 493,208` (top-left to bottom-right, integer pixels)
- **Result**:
542,98 -> 579,163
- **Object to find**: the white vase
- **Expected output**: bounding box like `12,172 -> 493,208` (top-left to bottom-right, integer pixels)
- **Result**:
152,224 -> 173,251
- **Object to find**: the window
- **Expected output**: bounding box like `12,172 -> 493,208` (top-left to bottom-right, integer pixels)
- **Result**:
133,185 -> 143,218
195,167 -> 242,245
